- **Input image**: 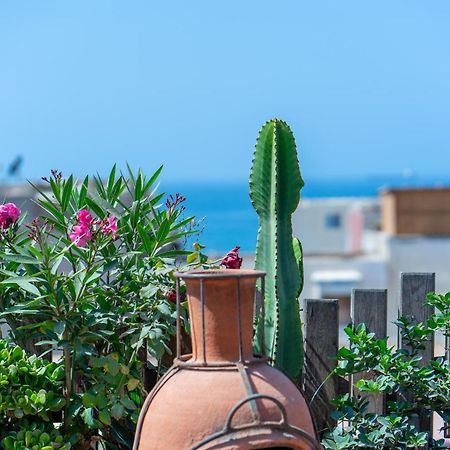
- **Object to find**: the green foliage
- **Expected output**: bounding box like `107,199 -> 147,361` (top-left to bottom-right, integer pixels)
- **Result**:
0,340 -> 69,450
0,340 -> 65,426
323,405 -> 430,450
249,118 -> 305,379
1,422 -> 70,450
322,291 -> 450,449
0,165 -> 197,449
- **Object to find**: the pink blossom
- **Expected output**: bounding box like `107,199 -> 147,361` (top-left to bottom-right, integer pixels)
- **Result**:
221,246 -> 243,269
102,216 -> 118,240
0,203 -> 20,229
77,209 -> 93,225
69,223 -> 91,247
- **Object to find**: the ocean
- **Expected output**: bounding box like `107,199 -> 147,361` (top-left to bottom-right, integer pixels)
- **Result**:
165,175 -> 450,254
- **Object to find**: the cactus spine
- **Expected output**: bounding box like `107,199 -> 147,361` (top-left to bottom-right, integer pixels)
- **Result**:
249,118 -> 304,380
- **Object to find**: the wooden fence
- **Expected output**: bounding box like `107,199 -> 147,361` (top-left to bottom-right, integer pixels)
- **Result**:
302,272 -> 448,440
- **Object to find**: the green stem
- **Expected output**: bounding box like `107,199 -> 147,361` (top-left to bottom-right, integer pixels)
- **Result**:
310,369 -> 336,405
63,329 -> 71,431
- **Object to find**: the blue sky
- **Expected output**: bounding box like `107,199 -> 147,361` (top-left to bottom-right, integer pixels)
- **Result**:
1,1 -> 450,183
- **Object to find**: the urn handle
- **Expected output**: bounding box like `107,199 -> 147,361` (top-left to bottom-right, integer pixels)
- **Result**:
224,393 -> 289,432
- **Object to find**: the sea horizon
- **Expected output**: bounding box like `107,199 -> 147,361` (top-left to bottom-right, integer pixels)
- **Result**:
164,174 -> 450,254
1,173 -> 449,254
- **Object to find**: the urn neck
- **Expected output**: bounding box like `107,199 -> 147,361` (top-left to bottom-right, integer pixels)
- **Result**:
180,270 -> 263,364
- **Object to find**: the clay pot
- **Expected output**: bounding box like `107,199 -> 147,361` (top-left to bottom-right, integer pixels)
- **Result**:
134,270 -> 319,450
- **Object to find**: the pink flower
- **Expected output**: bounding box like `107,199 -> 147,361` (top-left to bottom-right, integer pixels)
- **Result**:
101,216 -> 117,240
77,209 -> 93,225
0,203 -> 20,229
69,209 -> 94,247
221,246 -> 243,269
69,210 -> 117,246
69,223 -> 91,247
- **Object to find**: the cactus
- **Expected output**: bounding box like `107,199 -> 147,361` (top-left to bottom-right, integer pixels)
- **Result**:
249,118 -> 305,380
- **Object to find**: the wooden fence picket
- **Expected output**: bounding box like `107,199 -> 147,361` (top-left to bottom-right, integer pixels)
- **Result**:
400,272 -> 435,436
303,273 -> 443,441
303,298 -> 340,437
351,288 -> 388,415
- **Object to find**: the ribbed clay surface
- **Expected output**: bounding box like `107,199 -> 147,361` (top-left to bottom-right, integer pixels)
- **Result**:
137,364 -> 315,450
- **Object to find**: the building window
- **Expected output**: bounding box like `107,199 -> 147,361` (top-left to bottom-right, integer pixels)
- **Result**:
325,213 -> 341,229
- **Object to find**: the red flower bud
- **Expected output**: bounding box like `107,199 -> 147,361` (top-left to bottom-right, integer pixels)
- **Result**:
221,246 -> 243,269
166,290 -> 177,303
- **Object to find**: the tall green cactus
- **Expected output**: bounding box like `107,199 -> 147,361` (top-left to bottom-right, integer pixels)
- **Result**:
249,118 -> 304,380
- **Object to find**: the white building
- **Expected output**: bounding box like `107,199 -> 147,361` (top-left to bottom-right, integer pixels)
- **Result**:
293,189 -> 450,346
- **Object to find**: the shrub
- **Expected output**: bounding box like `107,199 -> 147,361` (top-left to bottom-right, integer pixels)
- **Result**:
2,424 -> 69,450
322,291 -> 450,449
0,166 -> 197,449
0,339 -> 69,449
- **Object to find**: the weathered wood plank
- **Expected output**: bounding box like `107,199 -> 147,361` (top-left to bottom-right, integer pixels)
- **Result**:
400,273 -> 435,365
304,299 -> 339,438
351,289 -> 387,340
400,273 -> 435,435
351,289 -> 388,415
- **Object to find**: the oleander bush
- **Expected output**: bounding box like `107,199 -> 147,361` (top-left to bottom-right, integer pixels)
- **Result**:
322,291 -> 450,449
0,166 -> 200,449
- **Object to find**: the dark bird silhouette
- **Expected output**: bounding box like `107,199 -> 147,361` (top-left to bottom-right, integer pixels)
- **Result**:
8,155 -> 23,176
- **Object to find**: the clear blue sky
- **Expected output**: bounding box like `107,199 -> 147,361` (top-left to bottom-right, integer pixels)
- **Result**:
1,1 -> 450,183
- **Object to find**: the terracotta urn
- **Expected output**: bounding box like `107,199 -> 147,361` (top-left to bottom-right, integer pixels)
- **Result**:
133,269 -> 319,450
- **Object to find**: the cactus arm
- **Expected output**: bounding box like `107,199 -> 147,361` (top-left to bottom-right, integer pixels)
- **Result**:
292,237 -> 304,369
293,237 -> 304,297
249,119 -> 305,379
249,120 -> 278,360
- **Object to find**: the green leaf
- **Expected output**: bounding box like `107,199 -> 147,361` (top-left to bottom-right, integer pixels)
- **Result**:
48,397 -> 66,411
0,277 -> 40,296
1,254 -> 38,264
81,407 -> 95,427
144,165 -> 163,193
78,175 -> 89,208
193,242 -> 205,251
86,197 -> 106,219
105,359 -> 120,376
2,437 -> 15,450
37,389 -> 47,404
156,249 -> 191,258
186,252 -> 198,264
155,220 -> 170,247
99,409 -> 111,425
134,172 -> 143,200
120,394 -> 136,410
62,175 -> 74,211
137,224 -> 154,254
107,164 -> 117,195
82,392 -> 97,408
96,391 -> 108,409
51,254 -> 65,275
111,402 -> 124,420
54,321 -> 66,339
157,303 -> 171,316
140,283 -> 159,299
127,378 -> 139,391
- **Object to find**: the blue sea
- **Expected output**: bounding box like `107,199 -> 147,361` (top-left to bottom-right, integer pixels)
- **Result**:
165,175 -> 450,254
